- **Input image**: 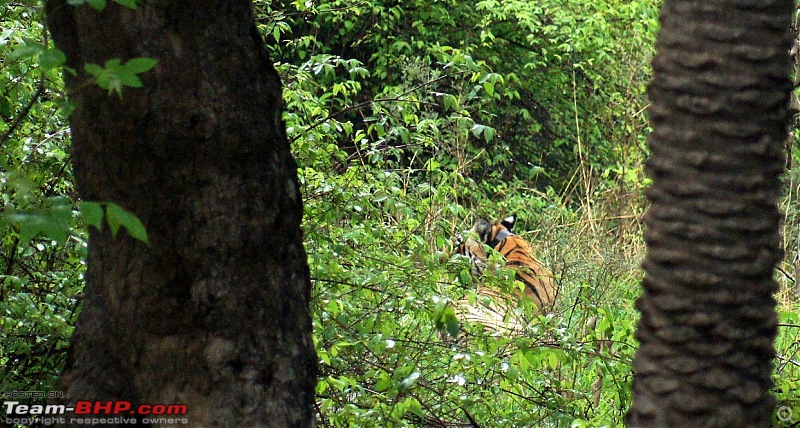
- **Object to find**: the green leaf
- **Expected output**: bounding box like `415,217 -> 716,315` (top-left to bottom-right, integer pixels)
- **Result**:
0,98 -> 12,117
0,199 -> 72,245
103,58 -> 123,70
113,0 -> 138,9
15,214 -> 46,245
458,269 -> 473,285
85,63 -> 119,95
470,123 -> 485,139
39,218 -> 69,244
104,203 -> 121,238
118,73 -> 143,88
9,44 -> 43,61
106,203 -> 149,244
39,48 -> 66,71
273,25 -> 281,43
549,352 -> 561,370
375,377 -> 392,392
78,201 -> 104,230
123,57 -> 157,74
483,80 -> 495,96
84,57 -> 156,97
84,63 -> 104,76
443,306 -> 460,338
86,0 -> 106,11
483,126 -> 495,142
442,93 -> 457,111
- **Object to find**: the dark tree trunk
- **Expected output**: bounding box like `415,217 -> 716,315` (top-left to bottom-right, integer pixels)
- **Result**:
627,1 -> 793,426
45,2 -> 316,426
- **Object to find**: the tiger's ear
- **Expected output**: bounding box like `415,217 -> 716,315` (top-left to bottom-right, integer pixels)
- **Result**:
501,214 -> 517,231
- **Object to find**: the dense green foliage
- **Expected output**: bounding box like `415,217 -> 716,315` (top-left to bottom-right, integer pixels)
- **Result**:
1,3 -> 78,396
2,1 -> 800,427
260,1 -> 658,425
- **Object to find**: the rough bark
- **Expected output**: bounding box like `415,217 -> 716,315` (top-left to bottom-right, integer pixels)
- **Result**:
626,1 -> 793,426
45,2 -> 316,426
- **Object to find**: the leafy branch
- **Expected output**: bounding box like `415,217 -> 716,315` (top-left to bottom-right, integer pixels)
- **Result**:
291,73 -> 454,143
84,57 -> 158,98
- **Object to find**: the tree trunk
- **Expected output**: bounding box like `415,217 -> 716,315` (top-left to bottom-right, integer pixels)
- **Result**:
627,1 -> 792,427
45,2 -> 316,426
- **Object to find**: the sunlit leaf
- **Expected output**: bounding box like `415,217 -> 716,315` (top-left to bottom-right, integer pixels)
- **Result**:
39,48 -> 66,70
123,57 -> 157,74
113,0 -> 137,8
78,201 -> 104,230
105,203 -> 149,244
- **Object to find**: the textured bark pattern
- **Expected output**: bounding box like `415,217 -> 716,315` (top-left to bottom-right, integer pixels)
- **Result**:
627,1 -> 793,426
45,2 -> 316,426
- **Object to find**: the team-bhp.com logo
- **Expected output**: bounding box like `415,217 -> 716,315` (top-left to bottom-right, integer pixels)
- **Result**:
4,400 -> 189,426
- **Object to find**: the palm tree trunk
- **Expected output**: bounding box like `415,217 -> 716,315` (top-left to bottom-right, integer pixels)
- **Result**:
627,1 -> 793,426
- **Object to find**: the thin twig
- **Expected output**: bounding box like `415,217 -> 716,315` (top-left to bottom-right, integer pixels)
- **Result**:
777,266 -> 796,284
0,78 -> 45,148
462,407 -> 481,428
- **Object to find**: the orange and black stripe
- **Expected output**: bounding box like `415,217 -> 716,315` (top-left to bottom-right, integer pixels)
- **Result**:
454,215 -> 557,312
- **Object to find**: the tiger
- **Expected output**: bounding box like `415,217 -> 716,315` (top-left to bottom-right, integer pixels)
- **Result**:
453,214 -> 557,314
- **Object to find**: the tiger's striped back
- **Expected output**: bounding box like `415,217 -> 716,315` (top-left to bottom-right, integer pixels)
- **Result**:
494,235 -> 556,311
453,215 -> 557,313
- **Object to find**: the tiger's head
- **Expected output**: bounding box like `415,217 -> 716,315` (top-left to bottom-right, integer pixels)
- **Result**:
471,214 -> 517,247
451,214 -> 518,275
